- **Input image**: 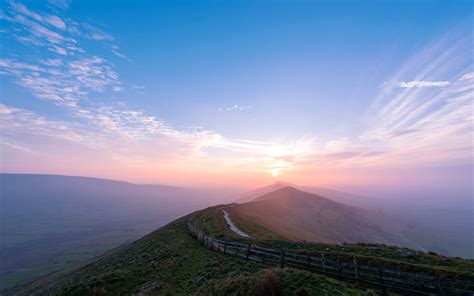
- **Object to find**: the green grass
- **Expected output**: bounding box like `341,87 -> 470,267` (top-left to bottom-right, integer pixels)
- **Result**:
189,206 -> 285,242
200,268 -> 371,296
193,206 -> 474,281
12,205 -> 473,295
10,211 -> 368,295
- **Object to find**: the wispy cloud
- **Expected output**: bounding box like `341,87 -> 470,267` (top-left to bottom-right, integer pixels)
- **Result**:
131,84 -> 145,94
1,141 -> 38,155
276,27 -> 474,173
1,2 -> 301,171
82,23 -> 114,41
1,1 -> 471,185
399,80 -> 450,88
4,1 -> 81,56
0,55 -> 121,108
459,72 -> 474,81
0,103 -> 96,147
355,29 -> 473,168
218,105 -> 254,111
48,0 -> 70,10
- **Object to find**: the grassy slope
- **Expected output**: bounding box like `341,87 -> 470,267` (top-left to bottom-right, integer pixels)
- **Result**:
230,187 -> 405,246
9,210 -> 368,295
225,206 -> 474,280
0,226 -> 148,291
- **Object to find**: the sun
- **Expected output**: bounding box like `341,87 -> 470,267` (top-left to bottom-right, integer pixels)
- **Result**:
270,168 -> 280,177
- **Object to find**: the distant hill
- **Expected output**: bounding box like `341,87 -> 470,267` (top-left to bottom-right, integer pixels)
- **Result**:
236,182 -> 474,258
235,181 -> 292,204
0,173 -> 227,290
231,186 -> 407,246
236,181 -> 378,210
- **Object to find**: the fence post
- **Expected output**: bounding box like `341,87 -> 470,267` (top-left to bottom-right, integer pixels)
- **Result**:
379,268 -> 387,295
246,244 -> 251,260
353,256 -> 358,279
307,255 -> 311,269
438,275 -> 446,296
321,252 -> 326,272
280,249 -> 285,268
224,240 -> 227,255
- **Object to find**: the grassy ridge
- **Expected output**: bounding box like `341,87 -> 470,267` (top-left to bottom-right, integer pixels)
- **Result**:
9,210 -> 368,295
221,207 -> 474,280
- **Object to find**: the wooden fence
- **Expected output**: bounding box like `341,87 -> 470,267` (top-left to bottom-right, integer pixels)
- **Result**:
188,223 -> 474,296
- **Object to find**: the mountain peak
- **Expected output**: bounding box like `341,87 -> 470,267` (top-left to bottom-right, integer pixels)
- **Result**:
272,181 -> 296,187
274,185 -> 301,193
251,185 -> 309,202
232,187 -> 407,246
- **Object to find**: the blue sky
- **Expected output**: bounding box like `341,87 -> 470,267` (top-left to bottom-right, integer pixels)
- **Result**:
0,0 -> 473,187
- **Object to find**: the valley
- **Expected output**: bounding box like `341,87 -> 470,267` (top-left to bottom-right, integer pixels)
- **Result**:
8,195 -> 474,295
2,175 -> 473,294
0,174 -> 234,290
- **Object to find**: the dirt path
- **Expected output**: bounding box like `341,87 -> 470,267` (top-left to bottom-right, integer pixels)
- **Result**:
222,210 -> 251,238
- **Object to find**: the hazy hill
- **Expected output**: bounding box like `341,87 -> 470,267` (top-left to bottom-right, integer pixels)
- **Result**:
235,181 -> 292,204
237,181 -> 378,210
231,186 -> 407,246
237,182 -> 474,258
0,173 -> 228,290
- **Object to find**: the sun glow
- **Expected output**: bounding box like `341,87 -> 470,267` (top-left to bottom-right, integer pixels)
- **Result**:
270,168 -> 280,177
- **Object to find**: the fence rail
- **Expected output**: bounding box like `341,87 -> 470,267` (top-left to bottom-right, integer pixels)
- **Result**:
188,223 -> 474,296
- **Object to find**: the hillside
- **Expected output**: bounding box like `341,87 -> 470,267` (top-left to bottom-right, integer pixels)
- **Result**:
8,203 -> 474,295
0,174 -> 229,290
7,212 -> 369,295
200,206 -> 474,278
236,182 -> 474,259
236,182 -> 373,210
231,186 -> 406,246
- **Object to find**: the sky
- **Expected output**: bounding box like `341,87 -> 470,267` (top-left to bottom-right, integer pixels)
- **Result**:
0,0 -> 473,190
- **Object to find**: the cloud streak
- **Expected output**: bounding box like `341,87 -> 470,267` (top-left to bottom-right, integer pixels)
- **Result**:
1,2 -> 308,176
0,1 -> 472,186
218,105 -> 254,111
399,81 -> 450,88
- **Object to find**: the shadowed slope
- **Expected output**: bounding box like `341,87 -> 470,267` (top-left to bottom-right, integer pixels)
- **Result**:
231,186 -> 406,246
237,181 -> 384,211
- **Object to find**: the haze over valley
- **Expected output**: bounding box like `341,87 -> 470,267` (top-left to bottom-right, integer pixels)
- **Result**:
0,0 -> 472,294
1,173 -> 472,291
0,173 -> 236,289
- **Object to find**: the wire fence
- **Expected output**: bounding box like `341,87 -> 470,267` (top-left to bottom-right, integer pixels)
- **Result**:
188,223 -> 474,296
